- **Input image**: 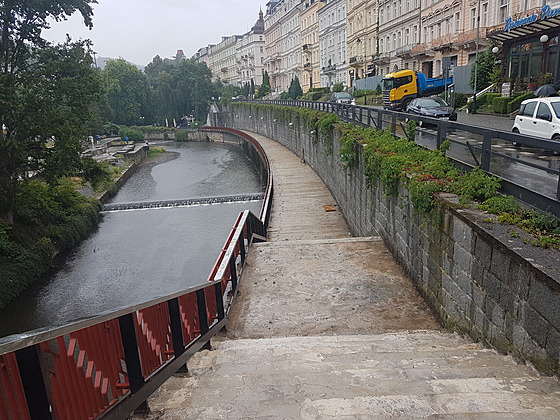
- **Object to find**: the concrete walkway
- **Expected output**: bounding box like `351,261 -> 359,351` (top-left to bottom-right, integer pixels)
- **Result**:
131,132 -> 560,419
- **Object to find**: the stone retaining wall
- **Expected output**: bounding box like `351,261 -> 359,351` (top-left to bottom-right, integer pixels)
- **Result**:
224,104 -> 560,376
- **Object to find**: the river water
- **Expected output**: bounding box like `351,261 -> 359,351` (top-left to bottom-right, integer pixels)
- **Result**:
0,141 -> 264,337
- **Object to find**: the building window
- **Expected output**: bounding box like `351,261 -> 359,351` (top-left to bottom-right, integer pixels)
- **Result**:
499,0 -> 509,23
471,7 -> 477,30
482,2 -> 488,27
455,12 -> 460,33
405,28 -> 410,45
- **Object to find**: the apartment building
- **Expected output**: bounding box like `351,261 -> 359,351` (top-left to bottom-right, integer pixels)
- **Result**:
280,0 -> 305,91
193,46 -> 211,68
347,0 -> 378,86
319,0 -> 348,88
375,0 -> 421,76
237,10 -> 266,88
301,1 -> 324,91
264,1 -> 283,93
209,35 -> 243,85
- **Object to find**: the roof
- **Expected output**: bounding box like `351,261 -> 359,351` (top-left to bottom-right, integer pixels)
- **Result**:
488,6 -> 560,42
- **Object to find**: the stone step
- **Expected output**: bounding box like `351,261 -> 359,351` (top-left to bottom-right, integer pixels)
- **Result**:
137,332 -> 560,419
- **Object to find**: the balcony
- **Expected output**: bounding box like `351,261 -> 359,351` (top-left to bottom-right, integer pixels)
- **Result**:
322,64 -> 337,74
304,62 -> 312,71
394,44 -> 413,58
221,67 -> 228,72
349,56 -> 364,68
371,52 -> 391,65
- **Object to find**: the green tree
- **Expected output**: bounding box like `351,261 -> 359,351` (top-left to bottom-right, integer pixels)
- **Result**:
470,46 -> 496,92
102,59 -> 149,126
256,70 -> 271,98
288,76 -> 303,99
0,0 -> 99,223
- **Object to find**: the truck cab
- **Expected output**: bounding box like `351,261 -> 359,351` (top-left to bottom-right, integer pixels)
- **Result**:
382,69 -> 418,110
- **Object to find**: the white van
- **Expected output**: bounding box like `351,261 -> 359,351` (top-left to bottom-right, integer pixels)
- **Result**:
512,97 -> 560,141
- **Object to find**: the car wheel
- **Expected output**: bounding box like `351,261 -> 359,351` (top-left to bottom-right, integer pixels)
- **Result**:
402,98 -> 411,111
512,128 -> 521,147
552,134 -> 560,154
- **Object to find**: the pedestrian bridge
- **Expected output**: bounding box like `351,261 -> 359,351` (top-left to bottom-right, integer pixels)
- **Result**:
1,127 -> 560,419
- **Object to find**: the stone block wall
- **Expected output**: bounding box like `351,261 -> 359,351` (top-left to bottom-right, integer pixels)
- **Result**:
226,104 -> 560,376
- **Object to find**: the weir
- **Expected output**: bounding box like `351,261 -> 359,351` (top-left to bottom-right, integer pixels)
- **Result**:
102,193 -> 265,212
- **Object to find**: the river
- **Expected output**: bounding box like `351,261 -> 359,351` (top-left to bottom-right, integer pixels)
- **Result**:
0,141 -> 264,337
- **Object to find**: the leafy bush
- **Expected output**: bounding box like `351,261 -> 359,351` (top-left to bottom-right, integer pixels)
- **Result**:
492,97 -> 510,114
118,127 -> 144,142
507,92 -> 535,114
454,93 -> 467,108
333,83 -> 344,93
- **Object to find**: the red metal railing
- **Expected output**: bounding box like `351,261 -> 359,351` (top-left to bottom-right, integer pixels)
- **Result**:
0,128 -> 272,420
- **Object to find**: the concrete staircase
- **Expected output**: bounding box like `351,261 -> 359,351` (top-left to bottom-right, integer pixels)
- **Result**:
142,332 -> 560,419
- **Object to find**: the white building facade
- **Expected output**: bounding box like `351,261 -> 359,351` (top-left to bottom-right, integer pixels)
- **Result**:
237,10 -> 266,88
319,0 -> 348,88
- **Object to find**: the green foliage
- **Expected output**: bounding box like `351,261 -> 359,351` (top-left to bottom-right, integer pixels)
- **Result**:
478,195 -> 519,214
288,77 -> 303,99
332,83 -> 344,93
507,92 -> 535,114
375,84 -> 382,95
220,84 -> 242,104
118,127 -> 144,142
454,93 -> 467,108
470,46 -> 499,91
492,96 -> 510,114
451,168 -> 501,205
0,180 -> 102,308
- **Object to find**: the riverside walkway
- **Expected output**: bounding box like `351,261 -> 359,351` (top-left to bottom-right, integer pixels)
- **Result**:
131,132 -> 560,419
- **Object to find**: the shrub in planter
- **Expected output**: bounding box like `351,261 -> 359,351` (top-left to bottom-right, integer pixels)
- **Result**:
492,97 -> 510,114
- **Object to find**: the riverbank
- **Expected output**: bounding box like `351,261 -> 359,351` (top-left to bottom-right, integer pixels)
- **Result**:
0,146 -> 169,310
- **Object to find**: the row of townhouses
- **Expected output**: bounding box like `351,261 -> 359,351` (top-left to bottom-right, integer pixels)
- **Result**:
193,0 -> 560,95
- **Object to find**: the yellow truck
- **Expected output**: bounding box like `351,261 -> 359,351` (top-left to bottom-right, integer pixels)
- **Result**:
382,69 -> 453,111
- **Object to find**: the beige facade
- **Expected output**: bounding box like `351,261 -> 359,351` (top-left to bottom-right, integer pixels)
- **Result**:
301,1 -> 324,91
264,1 -> 284,93
209,36 -> 242,85
319,0 -> 348,88
347,0 -> 377,86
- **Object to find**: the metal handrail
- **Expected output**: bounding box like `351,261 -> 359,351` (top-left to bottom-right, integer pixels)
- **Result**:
0,128 -> 272,420
245,99 -> 560,218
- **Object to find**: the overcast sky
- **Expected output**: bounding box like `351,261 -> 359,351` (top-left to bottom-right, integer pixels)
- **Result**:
43,0 -> 265,66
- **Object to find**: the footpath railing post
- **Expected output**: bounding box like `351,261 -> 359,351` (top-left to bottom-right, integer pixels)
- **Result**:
118,313 -> 149,414
229,258 -> 238,291
436,121 -> 449,150
196,290 -> 211,350
481,131 -> 492,171
168,297 -> 187,372
15,346 -> 52,419
214,282 -> 225,322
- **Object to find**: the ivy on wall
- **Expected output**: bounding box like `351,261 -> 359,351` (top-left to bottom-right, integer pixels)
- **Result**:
230,102 -> 560,246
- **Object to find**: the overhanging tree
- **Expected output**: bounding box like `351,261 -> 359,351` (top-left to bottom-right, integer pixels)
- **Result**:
0,0 -> 99,223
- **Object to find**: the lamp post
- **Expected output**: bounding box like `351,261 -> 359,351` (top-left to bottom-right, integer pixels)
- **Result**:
540,34 -> 549,75
356,37 -> 367,105
472,0 -> 481,114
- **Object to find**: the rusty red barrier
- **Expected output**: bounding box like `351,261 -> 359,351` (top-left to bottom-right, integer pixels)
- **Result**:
0,353 -> 30,420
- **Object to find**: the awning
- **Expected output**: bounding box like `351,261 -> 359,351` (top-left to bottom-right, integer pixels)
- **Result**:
488,15 -> 560,42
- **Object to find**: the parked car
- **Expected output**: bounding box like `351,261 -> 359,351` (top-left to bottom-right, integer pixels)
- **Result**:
405,97 -> 457,124
329,92 -> 355,105
512,97 -> 560,142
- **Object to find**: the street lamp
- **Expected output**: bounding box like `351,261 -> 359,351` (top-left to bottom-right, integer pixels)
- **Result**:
356,37 -> 367,105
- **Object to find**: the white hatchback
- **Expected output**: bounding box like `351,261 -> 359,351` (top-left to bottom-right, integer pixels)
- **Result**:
512,97 -> 560,141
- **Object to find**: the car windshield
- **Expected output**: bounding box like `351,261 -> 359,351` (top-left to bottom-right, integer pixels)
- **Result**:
419,98 -> 449,108
335,93 -> 352,99
551,102 -> 560,118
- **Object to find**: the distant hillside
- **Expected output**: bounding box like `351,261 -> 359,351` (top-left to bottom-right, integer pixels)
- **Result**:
95,56 -> 144,71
